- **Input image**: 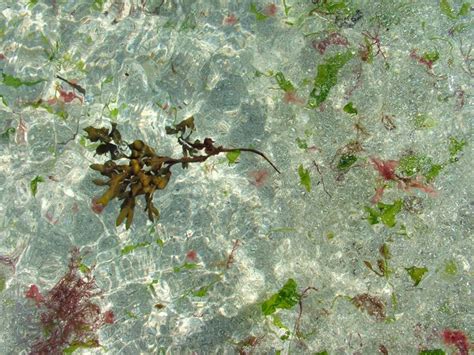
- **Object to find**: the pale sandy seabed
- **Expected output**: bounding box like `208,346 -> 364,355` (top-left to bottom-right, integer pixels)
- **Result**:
0,1 -> 472,354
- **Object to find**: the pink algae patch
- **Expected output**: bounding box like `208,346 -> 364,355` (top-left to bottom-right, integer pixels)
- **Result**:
103,310 -> 115,324
371,157 -> 399,181
401,177 -> 437,196
312,33 -> 349,54
371,185 -> 385,204
263,3 -> 278,16
186,250 -> 198,261
45,210 -> 59,225
46,97 -> 57,105
223,13 -> 238,26
58,88 -> 83,103
283,91 -> 305,105
25,284 -> 44,306
410,49 -> 434,70
442,329 -> 470,355
91,197 -> 105,214
370,156 -> 436,203
249,169 -> 269,188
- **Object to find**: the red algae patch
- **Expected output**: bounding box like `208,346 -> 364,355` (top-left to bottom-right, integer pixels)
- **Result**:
442,329 -> 470,355
25,248 -> 114,354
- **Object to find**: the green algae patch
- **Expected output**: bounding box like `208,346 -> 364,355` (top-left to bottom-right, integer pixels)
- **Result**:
1,72 -> 45,88
405,266 -> 428,286
308,51 -> 353,108
262,278 -> 300,316
365,199 -> 403,227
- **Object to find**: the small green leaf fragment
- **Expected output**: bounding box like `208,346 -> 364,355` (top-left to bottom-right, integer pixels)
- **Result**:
78,263 -> 91,274
275,72 -> 295,92
448,136 -> 466,162
173,262 -> 198,273
0,275 -> 6,292
315,351 -> 329,355
419,349 -> 445,355
422,51 -> 439,63
125,310 -> 138,319
405,266 -> 428,286
458,3 -> 470,16
337,154 -> 357,171
271,314 -> 291,340
343,102 -> 358,115
2,73 -> 44,88
109,108 -> 119,120
450,23 -> 468,34
103,75 -> 113,85
262,294 -> 279,316
30,176 -> 45,197
308,51 -> 353,108
298,164 -> 311,192
444,259 -> 458,275
295,137 -> 308,150
147,279 -> 159,298
399,155 -> 433,177
391,292 -> 398,310
362,37 -> 374,63
1,127 -> 15,140
425,164 -> 443,182
250,3 -> 268,21
75,60 -> 86,73
261,278 -> 300,316
272,314 -> 289,330
225,150 -> 241,165
413,114 -> 437,129
440,0 -> 457,19
312,0 -> 351,15
63,340 -> 100,354
364,206 -> 380,225
365,200 -> 402,227
379,243 -> 391,259
120,242 -> 151,255
193,285 -> 210,297
92,0 -> 105,11
379,200 -> 402,227
282,0 -> 291,16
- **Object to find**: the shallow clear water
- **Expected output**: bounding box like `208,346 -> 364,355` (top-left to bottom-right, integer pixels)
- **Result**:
0,1 -> 472,354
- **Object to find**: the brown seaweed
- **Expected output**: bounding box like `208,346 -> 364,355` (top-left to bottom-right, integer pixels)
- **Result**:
85,117 -> 280,229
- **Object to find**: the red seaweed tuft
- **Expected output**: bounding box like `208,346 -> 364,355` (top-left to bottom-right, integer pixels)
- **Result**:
410,49 -> 434,70
263,3 -> 278,17
186,250 -> 198,261
442,329 -> 470,355
249,169 -> 269,187
370,156 -> 436,203
370,157 -> 399,181
25,284 -> 44,306
283,91 -> 305,105
223,13 -> 238,26
26,248 -> 113,355
312,32 -> 349,54
91,197 -> 105,214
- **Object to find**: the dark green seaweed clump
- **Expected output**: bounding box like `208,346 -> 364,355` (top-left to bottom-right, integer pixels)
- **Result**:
85,117 -> 279,229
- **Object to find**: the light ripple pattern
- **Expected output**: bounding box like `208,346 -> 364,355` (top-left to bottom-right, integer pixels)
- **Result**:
0,1 -> 472,354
